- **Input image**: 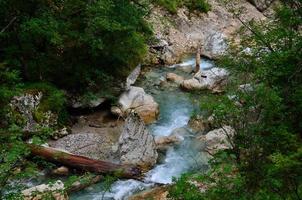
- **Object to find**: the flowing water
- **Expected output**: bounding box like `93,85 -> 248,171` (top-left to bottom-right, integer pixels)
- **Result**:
70,57 -> 213,200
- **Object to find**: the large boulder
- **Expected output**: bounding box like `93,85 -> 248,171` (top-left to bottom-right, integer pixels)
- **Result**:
198,126 -> 235,155
22,180 -> 67,200
119,113 -> 158,168
114,86 -> 159,124
49,132 -> 119,161
181,68 -> 228,92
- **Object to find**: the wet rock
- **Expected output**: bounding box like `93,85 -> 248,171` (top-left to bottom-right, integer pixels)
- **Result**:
119,113 -> 158,168
166,73 -> 184,84
198,126 -> 235,155
117,86 -> 159,124
22,180 -> 67,200
178,64 -> 194,73
155,135 -> 182,151
181,68 -> 228,92
170,127 -> 193,138
51,166 -> 69,176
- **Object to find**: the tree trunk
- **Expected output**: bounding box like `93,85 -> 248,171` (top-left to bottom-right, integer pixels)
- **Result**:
195,47 -> 201,73
28,144 -> 141,178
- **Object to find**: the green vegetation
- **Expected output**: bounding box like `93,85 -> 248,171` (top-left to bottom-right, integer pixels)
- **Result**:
170,1 -> 302,199
154,0 -> 211,14
0,0 -> 152,197
0,0 -> 151,95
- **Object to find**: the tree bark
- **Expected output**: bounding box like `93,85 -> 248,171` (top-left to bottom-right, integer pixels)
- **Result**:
195,47 -> 201,73
28,144 -> 141,178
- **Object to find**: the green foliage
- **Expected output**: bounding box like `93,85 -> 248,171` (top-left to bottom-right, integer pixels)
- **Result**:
154,0 -> 211,14
171,2 -> 302,200
169,174 -> 203,200
0,0 -> 152,94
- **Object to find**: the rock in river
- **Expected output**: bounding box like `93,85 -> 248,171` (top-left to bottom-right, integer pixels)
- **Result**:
181,67 -> 229,92
114,86 -> 159,124
119,113 -> 158,168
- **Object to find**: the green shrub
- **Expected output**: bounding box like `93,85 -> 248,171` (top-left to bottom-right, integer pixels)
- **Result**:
154,0 -> 211,14
184,0 -> 211,13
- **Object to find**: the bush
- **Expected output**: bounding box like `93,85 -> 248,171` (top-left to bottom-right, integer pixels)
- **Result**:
184,0 -> 211,13
154,0 -> 211,14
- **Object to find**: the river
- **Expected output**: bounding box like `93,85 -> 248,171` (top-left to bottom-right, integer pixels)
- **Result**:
70,56 -> 213,200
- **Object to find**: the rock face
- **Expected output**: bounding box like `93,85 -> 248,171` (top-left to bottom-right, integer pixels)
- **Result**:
119,113 -> 158,168
9,92 -> 43,132
147,0 -> 266,64
115,86 -> 159,124
22,180 -> 67,200
198,126 -> 235,155
9,92 -> 67,138
181,68 -> 229,92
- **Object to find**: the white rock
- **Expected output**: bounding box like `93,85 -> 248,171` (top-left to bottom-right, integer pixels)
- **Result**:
22,180 -> 67,200
118,86 -> 159,124
198,126 -> 235,155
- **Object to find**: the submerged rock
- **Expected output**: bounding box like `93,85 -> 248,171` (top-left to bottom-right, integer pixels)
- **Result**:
119,113 -> 158,168
116,86 -> 159,124
51,166 -> 69,176
166,73 -> 185,85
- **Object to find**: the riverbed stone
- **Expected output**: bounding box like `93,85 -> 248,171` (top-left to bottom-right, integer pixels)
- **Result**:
22,180 -> 67,200
181,67 -> 229,92
119,113 -> 158,168
117,86 -> 159,124
166,73 -> 185,85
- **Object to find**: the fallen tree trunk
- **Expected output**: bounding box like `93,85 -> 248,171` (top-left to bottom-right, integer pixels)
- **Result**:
28,144 -> 141,178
